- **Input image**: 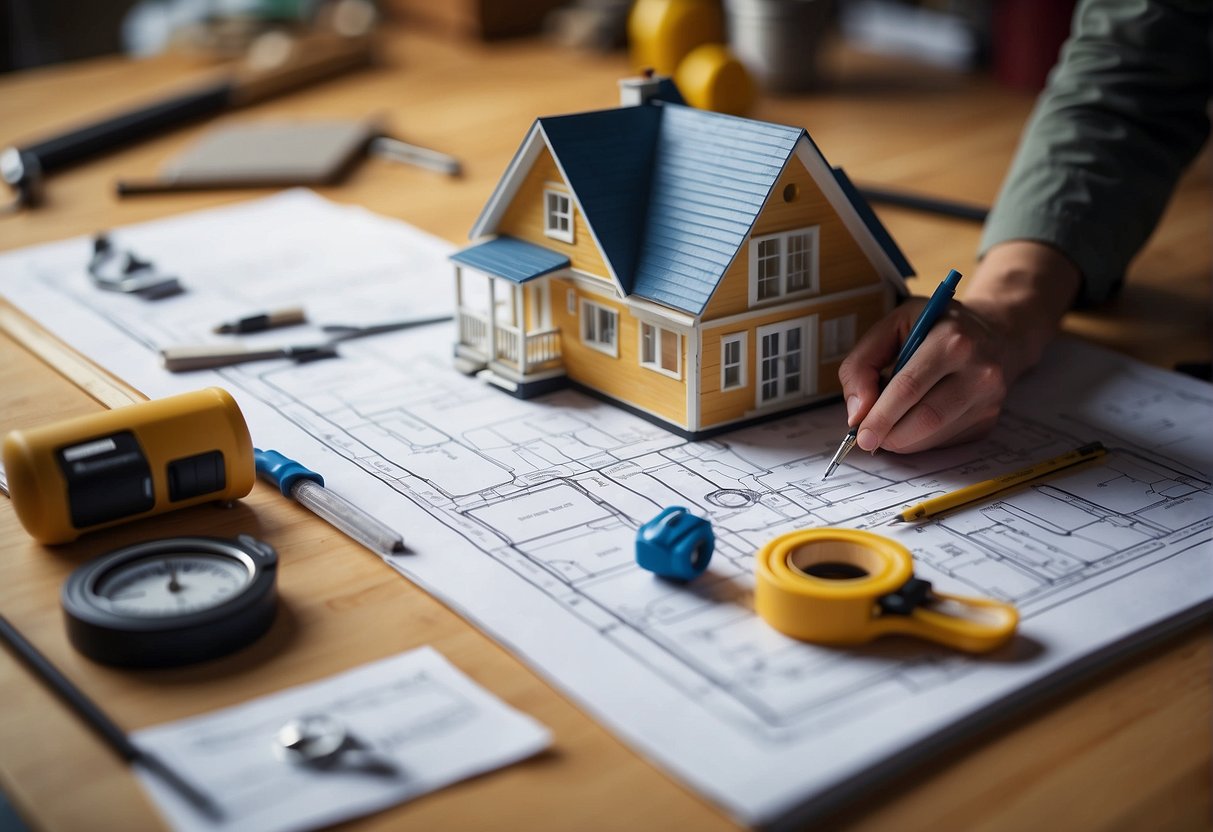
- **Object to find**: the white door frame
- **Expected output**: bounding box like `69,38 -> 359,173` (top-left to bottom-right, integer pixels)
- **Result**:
755,314 -> 818,409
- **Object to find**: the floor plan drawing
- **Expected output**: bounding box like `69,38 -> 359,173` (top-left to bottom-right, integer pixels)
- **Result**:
3,194 -> 1210,825
213,343 -> 1212,744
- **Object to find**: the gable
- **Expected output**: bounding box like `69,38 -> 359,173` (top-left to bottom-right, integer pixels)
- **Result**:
700,153 -> 885,320
495,144 -> 613,280
792,136 -> 912,293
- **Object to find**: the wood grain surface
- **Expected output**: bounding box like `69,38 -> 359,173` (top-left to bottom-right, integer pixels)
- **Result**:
0,27 -> 1209,832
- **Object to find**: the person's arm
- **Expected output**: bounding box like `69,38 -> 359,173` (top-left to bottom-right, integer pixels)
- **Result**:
981,0 -> 1212,306
840,0 -> 1211,454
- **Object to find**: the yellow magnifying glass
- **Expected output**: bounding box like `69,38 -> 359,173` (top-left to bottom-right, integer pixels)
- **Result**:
754,528 -> 1018,653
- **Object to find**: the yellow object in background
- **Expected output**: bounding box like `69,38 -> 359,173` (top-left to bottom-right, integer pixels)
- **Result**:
675,43 -> 755,116
628,0 -> 724,76
2,387 -> 255,544
754,528 -> 1018,653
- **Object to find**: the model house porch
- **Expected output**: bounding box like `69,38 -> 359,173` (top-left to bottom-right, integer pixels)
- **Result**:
451,236 -> 569,394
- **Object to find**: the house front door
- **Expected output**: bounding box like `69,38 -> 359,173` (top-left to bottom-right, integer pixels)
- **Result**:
756,315 -> 818,407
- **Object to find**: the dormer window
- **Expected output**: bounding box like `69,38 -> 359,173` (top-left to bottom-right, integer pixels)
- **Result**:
544,188 -> 574,243
749,226 -> 819,305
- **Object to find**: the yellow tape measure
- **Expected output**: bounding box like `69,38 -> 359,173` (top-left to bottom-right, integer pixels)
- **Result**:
3,388 -> 254,544
754,529 -> 1018,653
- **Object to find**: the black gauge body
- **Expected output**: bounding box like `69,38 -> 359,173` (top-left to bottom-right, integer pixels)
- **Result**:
61,535 -> 278,667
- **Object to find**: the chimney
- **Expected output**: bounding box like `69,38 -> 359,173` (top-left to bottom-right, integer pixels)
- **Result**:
618,68 -> 664,106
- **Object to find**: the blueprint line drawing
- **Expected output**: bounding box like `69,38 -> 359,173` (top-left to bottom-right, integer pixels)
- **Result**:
3,193 -> 1210,825
201,347 -> 1211,742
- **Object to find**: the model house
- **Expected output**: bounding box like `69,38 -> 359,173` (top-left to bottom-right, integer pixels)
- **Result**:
451,75 -> 913,439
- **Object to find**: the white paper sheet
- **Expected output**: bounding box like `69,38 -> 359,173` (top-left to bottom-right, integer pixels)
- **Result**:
3,191 -> 1210,826
131,646 -> 551,832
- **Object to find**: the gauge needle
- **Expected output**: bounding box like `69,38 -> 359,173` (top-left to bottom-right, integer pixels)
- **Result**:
167,560 -> 182,593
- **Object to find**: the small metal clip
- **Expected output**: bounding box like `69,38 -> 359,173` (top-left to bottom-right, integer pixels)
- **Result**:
88,233 -> 184,299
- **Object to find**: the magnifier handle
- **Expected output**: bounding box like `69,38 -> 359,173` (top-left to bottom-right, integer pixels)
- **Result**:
879,591 -> 1019,653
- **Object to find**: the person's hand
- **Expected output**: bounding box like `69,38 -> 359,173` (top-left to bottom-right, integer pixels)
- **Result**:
837,241 -> 1083,454
838,299 -> 1008,453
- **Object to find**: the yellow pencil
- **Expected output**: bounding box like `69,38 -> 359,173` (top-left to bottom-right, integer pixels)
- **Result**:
894,441 -> 1108,522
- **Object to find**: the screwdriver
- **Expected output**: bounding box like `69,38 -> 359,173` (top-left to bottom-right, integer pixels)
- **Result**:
254,448 -> 405,556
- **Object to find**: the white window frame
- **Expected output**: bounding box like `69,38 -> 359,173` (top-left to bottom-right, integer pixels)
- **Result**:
544,187 -> 574,243
821,313 -> 858,361
720,332 -> 746,391
580,298 -> 618,356
748,226 -> 820,306
639,321 -> 682,379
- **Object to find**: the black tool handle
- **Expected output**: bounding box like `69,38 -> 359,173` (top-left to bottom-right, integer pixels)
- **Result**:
22,81 -> 234,174
0,614 -> 139,761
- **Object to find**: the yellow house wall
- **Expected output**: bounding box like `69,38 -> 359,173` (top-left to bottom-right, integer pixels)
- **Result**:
549,278 -> 688,428
697,289 -> 892,430
700,154 -> 883,322
496,147 -> 613,283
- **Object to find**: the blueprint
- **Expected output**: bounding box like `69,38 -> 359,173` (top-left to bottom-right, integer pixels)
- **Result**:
2,192 -> 1210,826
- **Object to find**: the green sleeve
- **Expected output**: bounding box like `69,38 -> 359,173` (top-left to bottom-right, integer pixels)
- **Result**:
979,0 -> 1211,306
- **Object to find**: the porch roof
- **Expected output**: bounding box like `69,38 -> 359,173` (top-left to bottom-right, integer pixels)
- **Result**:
450,236 -> 570,284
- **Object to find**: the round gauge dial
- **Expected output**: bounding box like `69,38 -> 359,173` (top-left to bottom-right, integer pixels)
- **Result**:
95,553 -> 252,617
62,535 -> 278,668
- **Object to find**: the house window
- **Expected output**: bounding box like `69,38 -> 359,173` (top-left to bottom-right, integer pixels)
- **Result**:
821,314 -> 857,360
640,322 -> 681,378
545,188 -> 574,243
720,333 -> 746,391
581,299 -> 618,356
749,226 -> 820,304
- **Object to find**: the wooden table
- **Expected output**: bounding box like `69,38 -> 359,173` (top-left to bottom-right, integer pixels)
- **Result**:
1,27 -> 1209,831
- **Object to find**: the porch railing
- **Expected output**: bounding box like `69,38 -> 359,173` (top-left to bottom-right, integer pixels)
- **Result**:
459,309 -> 562,374
494,324 -> 562,373
458,309 -> 489,352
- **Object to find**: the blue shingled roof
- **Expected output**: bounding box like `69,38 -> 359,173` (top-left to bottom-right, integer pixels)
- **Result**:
540,103 -> 803,315
631,105 -> 803,313
462,100 -> 910,315
540,104 -> 805,312
539,106 -> 661,287
450,236 -> 570,283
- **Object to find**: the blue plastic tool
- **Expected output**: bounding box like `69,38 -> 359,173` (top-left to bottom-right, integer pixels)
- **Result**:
254,448 -> 404,556
254,448 -> 324,494
635,506 -> 715,581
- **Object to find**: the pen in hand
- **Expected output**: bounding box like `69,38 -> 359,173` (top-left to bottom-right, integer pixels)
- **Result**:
823,269 -> 963,480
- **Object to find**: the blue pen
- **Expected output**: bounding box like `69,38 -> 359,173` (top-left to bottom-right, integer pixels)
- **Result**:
822,269 -> 964,480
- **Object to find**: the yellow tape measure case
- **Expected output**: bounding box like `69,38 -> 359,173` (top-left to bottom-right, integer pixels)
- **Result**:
2,388 -> 255,544
754,528 -> 1018,653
